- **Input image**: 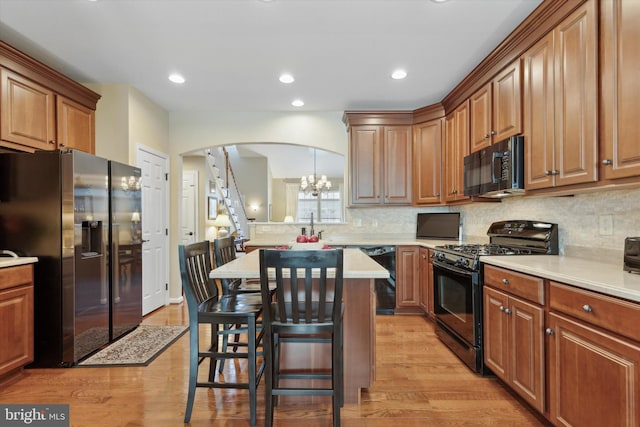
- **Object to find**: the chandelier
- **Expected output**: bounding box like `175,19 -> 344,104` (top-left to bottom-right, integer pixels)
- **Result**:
300,148 -> 332,197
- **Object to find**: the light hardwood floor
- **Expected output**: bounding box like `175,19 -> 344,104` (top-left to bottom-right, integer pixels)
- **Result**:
0,303 -> 546,426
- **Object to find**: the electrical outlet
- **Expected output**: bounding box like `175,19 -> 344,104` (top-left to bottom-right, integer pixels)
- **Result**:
599,214 -> 613,236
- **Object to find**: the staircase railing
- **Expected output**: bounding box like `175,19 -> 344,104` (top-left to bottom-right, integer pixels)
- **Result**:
205,147 -> 249,240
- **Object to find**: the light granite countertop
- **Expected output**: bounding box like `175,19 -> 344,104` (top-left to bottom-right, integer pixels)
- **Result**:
244,237 -> 640,303
243,237 -> 466,249
0,257 -> 38,269
210,248 -> 390,280
481,255 -> 640,303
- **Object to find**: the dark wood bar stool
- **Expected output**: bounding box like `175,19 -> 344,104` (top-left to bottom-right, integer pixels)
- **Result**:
259,248 -> 344,427
178,241 -> 264,426
213,236 -> 276,372
213,235 -> 276,295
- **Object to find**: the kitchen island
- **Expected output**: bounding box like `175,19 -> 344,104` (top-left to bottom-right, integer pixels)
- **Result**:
209,248 -> 389,403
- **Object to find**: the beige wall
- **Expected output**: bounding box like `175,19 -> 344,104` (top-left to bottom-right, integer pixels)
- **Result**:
87,83 -> 170,164
85,83 -> 130,164
129,86 -> 170,156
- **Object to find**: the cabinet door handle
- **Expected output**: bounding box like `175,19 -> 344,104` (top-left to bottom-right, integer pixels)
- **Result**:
49,140 -> 56,145
502,278 -> 509,285
499,306 -> 505,312
602,159 -> 612,165
490,130 -> 497,135
551,170 -> 560,175
484,134 -> 490,139
504,308 -> 512,315
545,328 -> 554,336
582,304 -> 593,313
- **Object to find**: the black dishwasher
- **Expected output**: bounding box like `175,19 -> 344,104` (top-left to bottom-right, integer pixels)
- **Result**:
358,246 -> 396,315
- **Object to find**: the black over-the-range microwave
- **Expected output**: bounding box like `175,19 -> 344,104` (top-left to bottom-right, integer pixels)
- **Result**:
463,135 -> 525,198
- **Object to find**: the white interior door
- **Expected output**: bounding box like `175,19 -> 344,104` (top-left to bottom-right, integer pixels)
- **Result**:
137,146 -> 169,315
181,170 -> 198,245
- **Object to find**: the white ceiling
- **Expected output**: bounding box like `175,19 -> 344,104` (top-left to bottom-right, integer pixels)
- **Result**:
0,0 -> 542,178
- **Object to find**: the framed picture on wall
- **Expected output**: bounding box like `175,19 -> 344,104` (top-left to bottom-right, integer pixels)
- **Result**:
208,196 -> 217,220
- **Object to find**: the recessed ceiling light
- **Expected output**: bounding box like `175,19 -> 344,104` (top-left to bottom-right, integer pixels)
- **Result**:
291,99 -> 304,107
168,73 -> 185,84
391,69 -> 407,80
430,0 -> 449,3
279,73 -> 295,84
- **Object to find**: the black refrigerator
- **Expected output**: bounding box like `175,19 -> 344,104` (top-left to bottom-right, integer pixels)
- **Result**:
0,150 -> 142,367
108,160 -> 143,342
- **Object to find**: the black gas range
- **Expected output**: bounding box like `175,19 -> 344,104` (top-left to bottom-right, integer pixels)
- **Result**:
431,220 -> 558,374
433,220 -> 559,272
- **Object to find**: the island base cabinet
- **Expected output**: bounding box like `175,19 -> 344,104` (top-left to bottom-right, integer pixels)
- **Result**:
547,312 -> 640,427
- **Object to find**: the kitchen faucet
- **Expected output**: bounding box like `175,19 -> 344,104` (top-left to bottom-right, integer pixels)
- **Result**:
309,212 -> 314,236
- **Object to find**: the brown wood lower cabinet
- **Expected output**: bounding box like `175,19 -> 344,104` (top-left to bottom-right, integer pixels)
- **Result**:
484,286 -> 545,413
419,248 -> 434,318
484,264 -> 640,426
395,246 -> 421,314
0,264 -> 34,384
547,312 -> 640,426
547,281 -> 640,426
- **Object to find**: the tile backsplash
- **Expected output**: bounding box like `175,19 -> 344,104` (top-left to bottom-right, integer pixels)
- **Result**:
252,186 -> 640,262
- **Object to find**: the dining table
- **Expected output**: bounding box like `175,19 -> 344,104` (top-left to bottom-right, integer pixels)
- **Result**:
209,247 -> 390,404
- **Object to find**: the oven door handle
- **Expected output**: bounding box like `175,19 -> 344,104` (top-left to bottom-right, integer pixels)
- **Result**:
432,259 -> 475,277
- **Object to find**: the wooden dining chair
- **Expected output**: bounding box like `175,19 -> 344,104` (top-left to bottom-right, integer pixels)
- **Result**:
259,248 -> 344,427
179,241 -> 264,426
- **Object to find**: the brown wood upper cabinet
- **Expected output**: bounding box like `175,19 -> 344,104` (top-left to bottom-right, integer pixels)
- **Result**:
349,124 -> 412,205
0,41 -> 100,154
413,119 -> 442,205
1,68 -> 56,152
56,95 -> 95,154
523,0 -> 597,191
469,61 -> 522,153
444,101 -> 469,203
599,0 -> 640,181
1,69 -> 96,154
